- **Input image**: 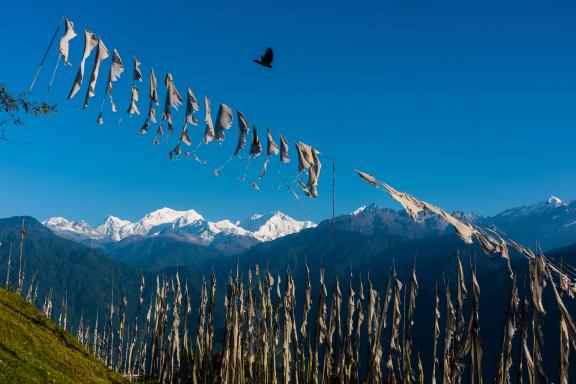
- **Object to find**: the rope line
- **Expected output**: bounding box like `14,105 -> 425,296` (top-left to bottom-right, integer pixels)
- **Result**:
29,16 -> 64,93
47,53 -> 62,92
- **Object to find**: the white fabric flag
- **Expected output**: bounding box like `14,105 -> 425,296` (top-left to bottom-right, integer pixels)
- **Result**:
150,68 -> 159,105
422,202 -> 475,244
139,118 -> 150,135
68,30 -> 98,99
233,111 -> 250,156
355,170 -> 476,244
308,147 -> 321,198
148,68 -> 159,122
279,135 -> 290,163
59,18 -> 77,66
133,59 -> 142,82
179,86 -> 199,146
148,101 -> 157,123
83,39 -> 110,109
162,73 -> 183,132
180,124 -> 192,146
107,49 -> 124,83
204,95 -> 215,144
214,103 -> 234,142
184,86 -> 200,125
163,73 -> 183,110
259,128 -> 280,180
170,142 -> 182,160
127,85 -> 140,115
295,142 -> 321,197
249,126 -> 262,157
105,48 -> 124,112
266,128 -> 279,156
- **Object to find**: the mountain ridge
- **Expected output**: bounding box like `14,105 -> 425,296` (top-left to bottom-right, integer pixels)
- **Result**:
42,195 -> 576,263
43,207 -> 316,253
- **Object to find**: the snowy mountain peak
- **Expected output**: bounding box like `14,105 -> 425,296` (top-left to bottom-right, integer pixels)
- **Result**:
131,208 -> 205,237
497,195 -> 569,218
239,210 -> 316,242
142,208 -> 203,224
99,215 -> 129,225
547,195 -> 565,206
43,216 -> 90,230
352,206 -> 367,215
43,217 -> 104,241
355,203 -> 380,214
95,215 -> 131,241
44,216 -> 71,226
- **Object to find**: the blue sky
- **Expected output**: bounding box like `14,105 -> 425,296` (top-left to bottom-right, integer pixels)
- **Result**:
1,0 -> 575,225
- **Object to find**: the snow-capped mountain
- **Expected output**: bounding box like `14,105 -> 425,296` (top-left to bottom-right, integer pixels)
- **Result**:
43,208 -> 316,252
476,195 -> 576,250
239,211 -> 316,241
131,208 -> 204,237
95,216 -> 132,241
42,217 -> 105,242
494,195 -> 567,218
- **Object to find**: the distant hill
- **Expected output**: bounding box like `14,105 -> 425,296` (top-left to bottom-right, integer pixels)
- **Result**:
0,287 -> 127,384
107,234 -> 222,272
0,216 -> 142,327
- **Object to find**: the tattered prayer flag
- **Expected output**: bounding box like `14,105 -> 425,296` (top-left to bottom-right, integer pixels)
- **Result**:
68,30 -> 98,99
59,18 -> 77,66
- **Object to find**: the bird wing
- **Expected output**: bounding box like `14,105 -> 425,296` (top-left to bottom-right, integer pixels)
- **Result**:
262,47 -> 273,64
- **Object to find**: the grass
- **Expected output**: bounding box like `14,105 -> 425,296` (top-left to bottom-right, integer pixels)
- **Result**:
0,288 -> 128,384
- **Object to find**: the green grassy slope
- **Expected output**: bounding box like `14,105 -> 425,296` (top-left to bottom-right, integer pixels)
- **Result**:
0,288 -> 127,384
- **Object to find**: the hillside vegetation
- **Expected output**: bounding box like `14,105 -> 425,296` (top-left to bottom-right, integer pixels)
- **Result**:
0,288 -> 127,384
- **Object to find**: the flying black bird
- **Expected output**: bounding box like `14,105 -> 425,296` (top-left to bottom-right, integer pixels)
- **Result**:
254,47 -> 274,68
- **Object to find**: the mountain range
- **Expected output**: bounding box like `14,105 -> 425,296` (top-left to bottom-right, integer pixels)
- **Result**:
43,208 -> 316,255
36,195 -> 576,274
39,195 -> 576,271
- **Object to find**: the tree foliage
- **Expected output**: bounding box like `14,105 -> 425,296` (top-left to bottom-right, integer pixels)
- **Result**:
0,83 -> 57,143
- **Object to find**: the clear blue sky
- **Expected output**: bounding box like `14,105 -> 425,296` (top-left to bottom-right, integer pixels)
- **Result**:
1,0 -> 575,225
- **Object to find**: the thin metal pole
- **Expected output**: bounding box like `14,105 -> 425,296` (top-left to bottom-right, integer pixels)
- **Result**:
332,159 -> 335,240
